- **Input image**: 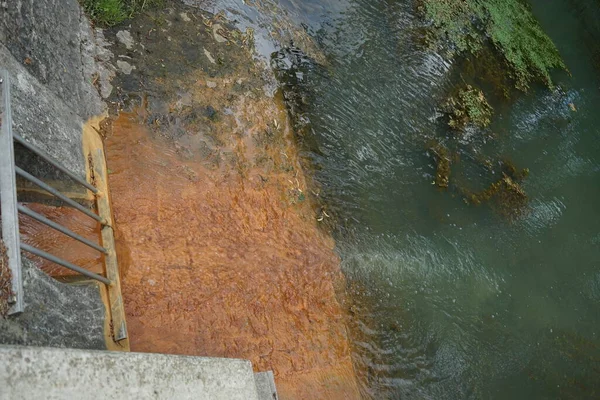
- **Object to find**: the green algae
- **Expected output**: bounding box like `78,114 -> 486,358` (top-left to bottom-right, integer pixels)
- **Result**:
419,0 -> 482,53
484,0 -> 567,89
444,84 -> 493,130
420,0 -> 567,90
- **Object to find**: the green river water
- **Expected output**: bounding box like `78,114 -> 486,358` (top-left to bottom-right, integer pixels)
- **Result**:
269,0 -> 600,398
210,0 -> 600,396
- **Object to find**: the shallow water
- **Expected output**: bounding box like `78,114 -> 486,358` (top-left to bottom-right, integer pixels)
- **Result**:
18,204 -> 103,277
102,7 -> 362,397
262,0 -> 600,397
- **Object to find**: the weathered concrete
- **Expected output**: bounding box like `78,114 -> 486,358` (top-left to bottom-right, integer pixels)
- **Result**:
0,258 -> 106,350
0,0 -> 105,120
0,345 -> 260,400
0,45 -> 87,181
1,0 -> 114,198
254,371 -> 279,400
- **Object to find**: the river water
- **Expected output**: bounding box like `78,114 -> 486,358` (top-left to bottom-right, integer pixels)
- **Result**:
258,0 -> 600,398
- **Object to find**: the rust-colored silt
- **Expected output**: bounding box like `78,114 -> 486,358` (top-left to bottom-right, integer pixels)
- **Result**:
105,93 -> 361,398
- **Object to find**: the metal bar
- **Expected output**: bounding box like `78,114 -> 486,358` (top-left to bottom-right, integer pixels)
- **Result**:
0,70 -> 24,314
13,133 -> 98,194
14,166 -> 104,224
20,243 -> 111,285
17,204 -> 107,254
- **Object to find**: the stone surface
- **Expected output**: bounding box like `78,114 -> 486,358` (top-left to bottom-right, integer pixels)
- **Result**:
0,0 -> 105,119
116,30 -> 135,50
254,371 -> 279,400
0,258 -> 106,350
83,27 -> 116,100
116,60 -> 135,75
0,345 -> 260,400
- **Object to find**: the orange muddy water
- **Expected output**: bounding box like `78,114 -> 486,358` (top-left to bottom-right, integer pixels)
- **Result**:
19,203 -> 103,278
104,100 -> 361,398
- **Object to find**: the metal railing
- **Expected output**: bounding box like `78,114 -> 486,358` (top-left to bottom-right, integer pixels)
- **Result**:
0,70 -> 113,314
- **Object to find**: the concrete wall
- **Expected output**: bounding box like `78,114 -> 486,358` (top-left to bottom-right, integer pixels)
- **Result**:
0,0 -> 112,351
1,0 -> 105,120
0,45 -> 88,181
0,259 -> 107,350
1,0 -> 108,190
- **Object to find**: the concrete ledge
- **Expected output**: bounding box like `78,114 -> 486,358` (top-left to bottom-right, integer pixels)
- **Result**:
254,371 -> 279,400
0,345 -> 259,400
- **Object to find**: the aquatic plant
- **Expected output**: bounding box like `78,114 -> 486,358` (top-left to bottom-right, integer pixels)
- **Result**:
427,141 -> 452,188
462,160 -> 529,219
421,0 -> 482,53
444,84 -> 493,130
484,0 -> 567,89
499,158 -> 529,180
420,0 -> 567,90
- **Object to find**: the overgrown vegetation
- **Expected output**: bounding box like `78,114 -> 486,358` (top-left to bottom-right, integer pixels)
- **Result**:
444,84 -> 493,130
420,0 -> 567,90
80,0 -> 164,26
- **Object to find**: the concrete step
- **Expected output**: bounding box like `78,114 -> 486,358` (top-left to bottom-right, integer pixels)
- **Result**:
0,345 -> 264,400
254,371 -> 279,400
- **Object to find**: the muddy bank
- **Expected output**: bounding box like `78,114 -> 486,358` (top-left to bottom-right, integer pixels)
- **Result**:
102,4 -> 360,398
